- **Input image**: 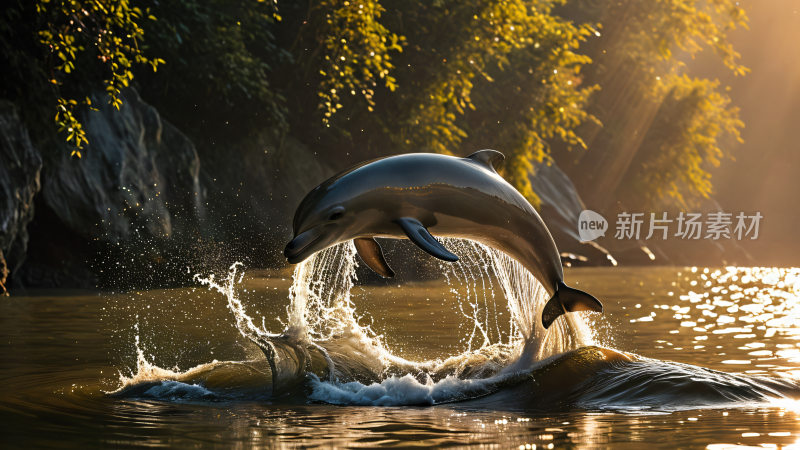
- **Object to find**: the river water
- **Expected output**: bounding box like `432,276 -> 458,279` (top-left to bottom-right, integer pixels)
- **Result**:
2,240 -> 800,447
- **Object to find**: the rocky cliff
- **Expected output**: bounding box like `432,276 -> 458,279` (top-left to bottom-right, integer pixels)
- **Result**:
0,101 -> 42,293
194,129 -> 336,270
530,159 -> 753,267
6,89 -> 335,289
16,90 -> 205,288
529,160 -> 616,267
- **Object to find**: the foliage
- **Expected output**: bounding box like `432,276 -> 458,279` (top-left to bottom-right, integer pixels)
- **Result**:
562,0 -> 747,209
315,0 -> 404,124
2,0 -> 747,210
294,0 -> 599,206
461,4 -> 598,205
134,0 -> 287,137
35,0 -> 163,156
609,0 -> 747,76
627,74 -> 743,209
285,0 -> 744,208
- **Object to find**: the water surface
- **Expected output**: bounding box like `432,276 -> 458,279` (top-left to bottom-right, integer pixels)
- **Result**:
2,249 -> 800,447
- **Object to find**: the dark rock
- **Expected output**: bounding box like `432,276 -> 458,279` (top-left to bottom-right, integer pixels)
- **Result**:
532,159 -> 754,267
43,89 -> 204,243
18,89 -> 204,288
15,87 -> 340,289
529,160 -> 616,266
0,100 -> 42,290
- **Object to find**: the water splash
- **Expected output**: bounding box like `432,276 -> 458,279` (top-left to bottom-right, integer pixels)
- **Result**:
265,241 -> 590,387
284,241 -> 364,343
111,259 -> 800,409
194,264 -> 279,344
244,238 -> 594,375
117,323 -> 184,386
112,323 -> 223,400
440,238 -> 595,362
120,238 -> 599,404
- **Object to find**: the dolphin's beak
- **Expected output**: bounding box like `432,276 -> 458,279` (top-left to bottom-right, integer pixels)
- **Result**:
284,228 -> 324,264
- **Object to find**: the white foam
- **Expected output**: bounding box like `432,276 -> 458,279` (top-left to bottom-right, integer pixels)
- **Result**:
308,373 -> 501,406
142,381 -> 216,401
111,326 -> 226,395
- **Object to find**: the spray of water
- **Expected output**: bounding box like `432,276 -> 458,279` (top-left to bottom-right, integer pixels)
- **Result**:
120,238 -> 597,404
209,239 -> 593,380
284,241 -> 364,343
439,239 -> 595,369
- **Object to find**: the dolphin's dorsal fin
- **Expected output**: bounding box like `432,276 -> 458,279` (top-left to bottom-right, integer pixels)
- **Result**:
394,218 -> 459,262
465,149 -> 505,173
354,237 -> 395,278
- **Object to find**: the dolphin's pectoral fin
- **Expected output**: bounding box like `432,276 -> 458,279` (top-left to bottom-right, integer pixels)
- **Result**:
394,217 -> 459,262
541,281 -> 603,329
354,237 -> 395,278
465,149 -> 505,173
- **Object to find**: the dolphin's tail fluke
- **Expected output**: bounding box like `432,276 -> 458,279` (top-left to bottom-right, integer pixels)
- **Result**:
541,281 -> 603,329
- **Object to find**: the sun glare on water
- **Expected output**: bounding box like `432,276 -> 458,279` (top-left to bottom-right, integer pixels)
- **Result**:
633,266 -> 800,378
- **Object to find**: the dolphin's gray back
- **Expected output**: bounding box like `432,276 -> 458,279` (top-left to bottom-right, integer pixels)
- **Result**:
332,153 -> 564,293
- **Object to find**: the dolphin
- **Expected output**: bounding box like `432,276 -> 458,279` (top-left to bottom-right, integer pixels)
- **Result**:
284,150 -> 602,328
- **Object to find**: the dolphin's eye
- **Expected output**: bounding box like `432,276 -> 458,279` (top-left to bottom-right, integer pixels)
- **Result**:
328,207 -> 345,221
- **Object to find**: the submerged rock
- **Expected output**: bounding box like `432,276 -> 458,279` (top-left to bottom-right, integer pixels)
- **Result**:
0,101 -> 42,291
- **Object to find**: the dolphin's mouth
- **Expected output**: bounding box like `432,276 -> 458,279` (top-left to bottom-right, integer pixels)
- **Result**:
284,229 -> 325,264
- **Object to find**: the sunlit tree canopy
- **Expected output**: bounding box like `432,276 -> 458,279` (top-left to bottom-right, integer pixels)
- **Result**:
0,0 -> 747,209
